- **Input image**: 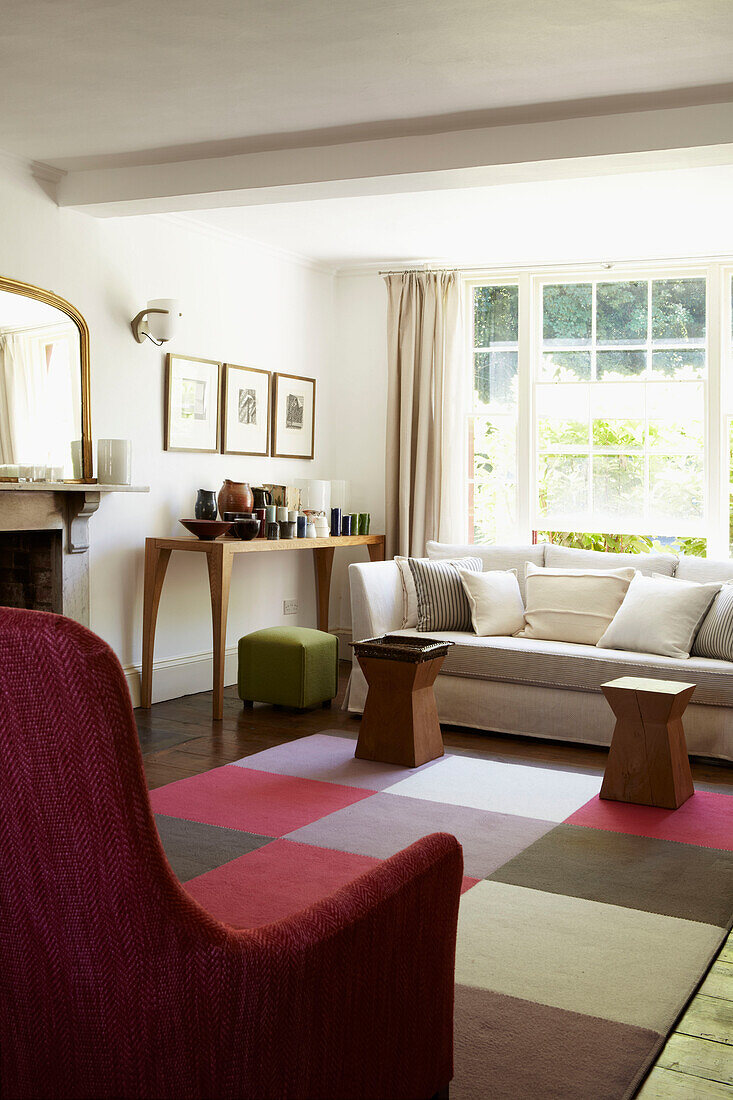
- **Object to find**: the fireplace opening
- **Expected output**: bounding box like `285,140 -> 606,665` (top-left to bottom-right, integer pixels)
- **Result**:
0,530 -> 63,614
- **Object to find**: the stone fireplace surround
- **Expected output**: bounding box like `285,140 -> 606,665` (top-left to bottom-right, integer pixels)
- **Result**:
0,484 -> 147,626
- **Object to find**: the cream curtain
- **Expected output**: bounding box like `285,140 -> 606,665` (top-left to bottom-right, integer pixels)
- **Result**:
384,270 -> 465,558
0,332 -> 44,464
0,328 -> 79,468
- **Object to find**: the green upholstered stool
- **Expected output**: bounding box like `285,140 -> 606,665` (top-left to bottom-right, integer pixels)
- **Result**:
238,627 -> 339,710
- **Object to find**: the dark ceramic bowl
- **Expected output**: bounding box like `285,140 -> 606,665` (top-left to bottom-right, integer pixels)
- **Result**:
180,519 -> 233,540
223,511 -> 252,522
232,517 -> 261,541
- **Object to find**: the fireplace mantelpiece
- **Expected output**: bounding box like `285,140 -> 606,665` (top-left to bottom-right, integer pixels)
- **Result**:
0,483 -> 148,624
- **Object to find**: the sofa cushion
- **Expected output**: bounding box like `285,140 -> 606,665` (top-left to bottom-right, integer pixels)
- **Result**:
397,555 -> 483,629
675,557 -> 733,584
458,569 -> 525,637
408,556 -> 482,631
390,628 -> 733,707
521,562 -> 635,645
693,584 -> 733,660
544,544 -> 676,577
426,541 -> 545,601
597,573 -> 720,659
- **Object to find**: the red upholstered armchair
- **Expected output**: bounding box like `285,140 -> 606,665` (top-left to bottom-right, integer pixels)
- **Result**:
0,608 -> 462,1100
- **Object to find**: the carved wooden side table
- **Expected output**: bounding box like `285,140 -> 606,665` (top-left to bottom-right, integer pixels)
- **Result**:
353,635 -> 454,768
600,676 -> 696,810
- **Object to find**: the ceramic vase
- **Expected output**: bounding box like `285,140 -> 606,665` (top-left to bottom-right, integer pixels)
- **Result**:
252,487 -> 272,510
253,507 -> 266,537
218,480 -> 254,516
195,489 -> 218,520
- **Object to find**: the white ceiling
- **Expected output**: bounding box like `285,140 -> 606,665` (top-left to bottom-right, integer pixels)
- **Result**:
3,0 -> 733,166
179,164 -> 733,269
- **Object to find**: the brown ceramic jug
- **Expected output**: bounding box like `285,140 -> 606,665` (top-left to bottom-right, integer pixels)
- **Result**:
218,480 -> 254,516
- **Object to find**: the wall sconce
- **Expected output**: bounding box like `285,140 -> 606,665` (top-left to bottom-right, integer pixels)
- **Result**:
131,298 -> 182,345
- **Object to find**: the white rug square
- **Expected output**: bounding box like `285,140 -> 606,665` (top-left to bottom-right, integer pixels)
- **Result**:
455,880 -> 723,1033
383,755 -> 601,821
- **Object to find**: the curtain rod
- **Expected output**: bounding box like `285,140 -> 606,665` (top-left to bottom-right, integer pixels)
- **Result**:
379,267 -> 458,276
372,252 -> 733,278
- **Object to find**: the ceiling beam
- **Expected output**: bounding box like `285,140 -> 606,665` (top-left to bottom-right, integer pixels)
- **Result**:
48,101 -> 733,217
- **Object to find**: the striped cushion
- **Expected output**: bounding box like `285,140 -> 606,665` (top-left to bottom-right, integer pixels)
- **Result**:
408,556 -> 482,632
693,584 -> 733,660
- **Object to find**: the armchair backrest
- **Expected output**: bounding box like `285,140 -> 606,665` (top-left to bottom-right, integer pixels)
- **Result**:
0,608 -> 214,1095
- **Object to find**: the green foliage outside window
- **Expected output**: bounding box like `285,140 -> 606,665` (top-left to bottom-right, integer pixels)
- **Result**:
471,279 -> 712,557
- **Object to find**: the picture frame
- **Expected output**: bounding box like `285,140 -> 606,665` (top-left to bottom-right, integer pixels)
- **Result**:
271,372 -> 315,459
221,362 -> 271,456
165,354 -> 221,453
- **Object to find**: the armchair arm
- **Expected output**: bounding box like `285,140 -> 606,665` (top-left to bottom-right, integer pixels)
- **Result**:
207,832 -> 463,1100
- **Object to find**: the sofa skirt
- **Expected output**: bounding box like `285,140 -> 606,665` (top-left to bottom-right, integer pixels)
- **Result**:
345,666 -> 733,763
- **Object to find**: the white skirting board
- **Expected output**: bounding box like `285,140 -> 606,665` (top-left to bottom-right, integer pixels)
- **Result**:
124,628 -> 352,708
124,645 -> 239,708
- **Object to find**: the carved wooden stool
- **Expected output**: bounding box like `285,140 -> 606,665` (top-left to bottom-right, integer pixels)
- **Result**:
353,635 -> 453,768
600,676 -> 696,810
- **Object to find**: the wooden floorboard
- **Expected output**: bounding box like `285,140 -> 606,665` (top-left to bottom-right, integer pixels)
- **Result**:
137,662 -> 733,1095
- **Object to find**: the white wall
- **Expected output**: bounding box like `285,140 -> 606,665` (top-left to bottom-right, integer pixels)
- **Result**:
0,154 -> 337,702
327,273 -> 388,640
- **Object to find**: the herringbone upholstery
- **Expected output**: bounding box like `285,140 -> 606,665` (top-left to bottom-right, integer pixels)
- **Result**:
0,608 -> 462,1100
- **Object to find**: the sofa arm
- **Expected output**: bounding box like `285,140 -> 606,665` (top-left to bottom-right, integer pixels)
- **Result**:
231,832 -> 463,1100
349,560 -> 404,641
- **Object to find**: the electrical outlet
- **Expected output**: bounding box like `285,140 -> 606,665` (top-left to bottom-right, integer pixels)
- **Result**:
283,599 -> 298,615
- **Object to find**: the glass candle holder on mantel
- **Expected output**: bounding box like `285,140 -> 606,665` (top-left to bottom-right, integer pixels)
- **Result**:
295,479 -> 331,513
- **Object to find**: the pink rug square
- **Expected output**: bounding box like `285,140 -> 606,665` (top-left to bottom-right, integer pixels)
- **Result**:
566,790 -> 733,850
184,840 -> 382,927
149,765 -> 374,835
183,839 -> 480,928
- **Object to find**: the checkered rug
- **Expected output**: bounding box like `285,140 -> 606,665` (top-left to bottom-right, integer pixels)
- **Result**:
149,734 -> 733,1099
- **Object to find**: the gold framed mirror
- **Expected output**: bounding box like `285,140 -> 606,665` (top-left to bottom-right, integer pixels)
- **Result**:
0,275 -> 92,482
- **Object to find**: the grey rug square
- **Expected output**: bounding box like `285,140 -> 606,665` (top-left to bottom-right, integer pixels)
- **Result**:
154,814 -> 273,882
489,823 -> 733,927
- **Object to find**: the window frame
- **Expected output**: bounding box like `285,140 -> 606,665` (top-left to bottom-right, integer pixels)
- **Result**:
464,259 -> 733,556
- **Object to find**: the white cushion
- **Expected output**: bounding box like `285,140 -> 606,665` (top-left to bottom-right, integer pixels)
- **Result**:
597,573 -> 721,659
544,543 -> 677,577
426,541 -> 545,601
457,569 -> 525,637
395,556 -> 420,628
521,562 -> 635,645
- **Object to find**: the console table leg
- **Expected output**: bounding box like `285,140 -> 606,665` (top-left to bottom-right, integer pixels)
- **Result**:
367,541 -> 385,562
207,543 -> 233,721
141,541 -> 171,709
313,546 -> 335,632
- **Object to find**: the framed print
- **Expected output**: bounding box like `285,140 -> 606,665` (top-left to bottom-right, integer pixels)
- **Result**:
271,372 -> 315,459
221,363 -> 271,456
165,354 -> 220,453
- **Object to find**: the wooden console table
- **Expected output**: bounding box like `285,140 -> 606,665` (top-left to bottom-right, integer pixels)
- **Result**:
141,533 -> 385,720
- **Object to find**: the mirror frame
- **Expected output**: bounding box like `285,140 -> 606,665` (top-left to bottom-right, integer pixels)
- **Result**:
0,275 -> 93,482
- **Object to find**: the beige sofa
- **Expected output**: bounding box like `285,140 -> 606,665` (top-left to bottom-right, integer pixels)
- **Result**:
347,542 -> 733,763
